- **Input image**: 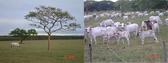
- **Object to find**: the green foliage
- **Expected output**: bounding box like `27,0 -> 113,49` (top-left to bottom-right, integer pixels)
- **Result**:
9,28 -> 37,43
25,6 -> 81,50
28,29 -> 37,36
25,6 -> 80,34
84,0 -> 168,12
9,28 -> 29,38
84,1 -> 115,12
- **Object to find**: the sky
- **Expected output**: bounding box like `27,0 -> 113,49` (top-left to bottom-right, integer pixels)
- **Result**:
84,0 -> 118,2
0,0 -> 84,36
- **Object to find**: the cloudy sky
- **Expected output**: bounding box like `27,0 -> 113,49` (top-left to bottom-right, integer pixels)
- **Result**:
0,0 -> 84,36
84,0 -> 118,2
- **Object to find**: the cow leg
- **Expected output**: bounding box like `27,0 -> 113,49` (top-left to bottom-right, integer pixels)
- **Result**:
154,36 -> 159,43
142,40 -> 144,45
117,37 -> 120,45
103,36 -> 107,44
141,37 -> 145,45
90,37 -> 93,44
157,28 -> 159,34
134,32 -> 136,37
126,37 -> 130,46
117,38 -> 119,45
93,36 -> 97,45
122,39 -> 125,44
107,40 -> 109,48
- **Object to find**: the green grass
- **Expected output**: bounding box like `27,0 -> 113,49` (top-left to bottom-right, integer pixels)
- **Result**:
85,13 -> 168,63
0,39 -> 84,63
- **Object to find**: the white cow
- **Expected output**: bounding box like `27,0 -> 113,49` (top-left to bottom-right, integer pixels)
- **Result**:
137,13 -> 144,17
114,22 -> 121,27
123,16 -> 128,20
138,30 -> 159,45
152,22 -> 160,34
165,18 -> 168,25
117,30 -> 130,46
11,42 -> 20,48
100,19 -> 114,27
86,27 -> 107,44
150,11 -> 155,15
149,16 -> 162,24
125,23 -> 139,36
141,20 -> 160,34
103,26 -> 119,47
159,13 -> 164,16
84,15 -> 93,20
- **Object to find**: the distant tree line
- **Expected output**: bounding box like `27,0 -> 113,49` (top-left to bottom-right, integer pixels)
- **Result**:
0,35 -> 84,41
84,0 -> 168,12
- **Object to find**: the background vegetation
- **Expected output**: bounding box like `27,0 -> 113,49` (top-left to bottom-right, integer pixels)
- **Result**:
84,0 -> 168,12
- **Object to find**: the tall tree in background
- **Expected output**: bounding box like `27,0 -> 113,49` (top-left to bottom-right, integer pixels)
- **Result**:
25,6 -> 80,51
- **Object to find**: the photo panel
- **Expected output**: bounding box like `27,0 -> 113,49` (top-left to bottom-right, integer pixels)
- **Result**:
84,0 -> 168,63
0,0 -> 84,63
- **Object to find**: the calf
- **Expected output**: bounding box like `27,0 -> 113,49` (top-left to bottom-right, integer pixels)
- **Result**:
138,30 -> 159,45
117,30 -> 130,46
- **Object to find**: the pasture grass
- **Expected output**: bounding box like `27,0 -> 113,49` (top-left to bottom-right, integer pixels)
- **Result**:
85,13 -> 168,63
0,39 -> 84,63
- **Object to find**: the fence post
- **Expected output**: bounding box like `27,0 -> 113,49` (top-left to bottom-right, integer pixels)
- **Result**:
89,44 -> 92,63
162,41 -> 167,63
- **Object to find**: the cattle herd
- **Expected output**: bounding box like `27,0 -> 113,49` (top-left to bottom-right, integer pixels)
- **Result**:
85,10 -> 168,47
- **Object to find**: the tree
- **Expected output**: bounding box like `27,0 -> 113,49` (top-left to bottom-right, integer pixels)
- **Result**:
28,29 -> 37,40
9,28 -> 29,44
28,29 -> 37,36
84,1 -> 115,12
25,6 -> 80,51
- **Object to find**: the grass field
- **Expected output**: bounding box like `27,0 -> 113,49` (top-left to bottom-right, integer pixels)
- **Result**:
0,39 -> 84,63
85,13 -> 168,63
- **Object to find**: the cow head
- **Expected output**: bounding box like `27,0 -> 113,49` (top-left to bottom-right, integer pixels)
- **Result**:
85,27 -> 91,33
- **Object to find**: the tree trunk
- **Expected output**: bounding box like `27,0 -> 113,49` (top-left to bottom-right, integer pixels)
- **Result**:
48,33 -> 51,51
19,39 -> 23,44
